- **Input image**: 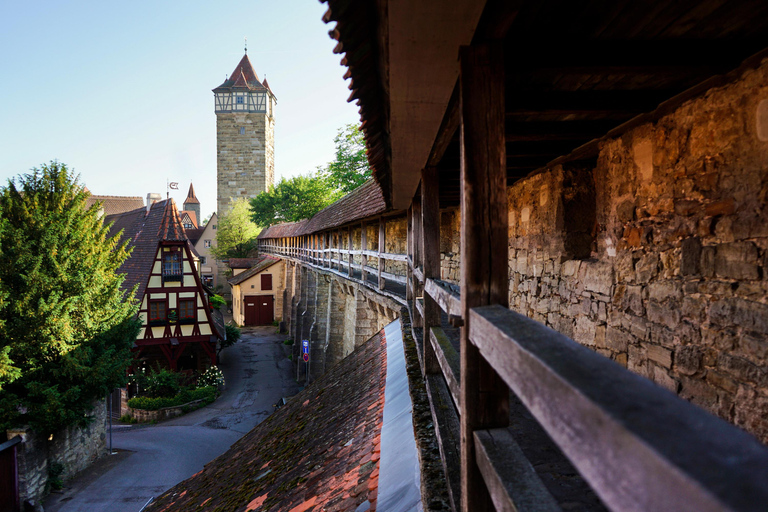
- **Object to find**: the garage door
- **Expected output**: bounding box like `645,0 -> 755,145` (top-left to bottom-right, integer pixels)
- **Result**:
244,295 -> 274,326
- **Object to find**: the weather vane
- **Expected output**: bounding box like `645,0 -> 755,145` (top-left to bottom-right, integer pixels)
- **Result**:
244,37 -> 248,54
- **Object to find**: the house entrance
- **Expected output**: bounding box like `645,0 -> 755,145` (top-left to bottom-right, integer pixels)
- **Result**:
244,295 -> 274,326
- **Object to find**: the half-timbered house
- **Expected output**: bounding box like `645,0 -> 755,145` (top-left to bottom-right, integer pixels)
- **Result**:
106,198 -> 224,374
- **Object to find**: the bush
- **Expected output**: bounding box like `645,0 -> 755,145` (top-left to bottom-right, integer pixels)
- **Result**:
209,294 -> 226,309
197,366 -> 224,388
128,386 -> 218,411
48,462 -> 65,491
129,365 -> 183,398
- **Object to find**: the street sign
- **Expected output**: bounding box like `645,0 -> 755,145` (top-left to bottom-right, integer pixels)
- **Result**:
302,340 -> 309,362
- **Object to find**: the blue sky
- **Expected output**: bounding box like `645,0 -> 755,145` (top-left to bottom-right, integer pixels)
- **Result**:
0,0 -> 360,220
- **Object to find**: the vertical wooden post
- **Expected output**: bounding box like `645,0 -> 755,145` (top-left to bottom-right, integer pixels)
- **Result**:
406,206 -> 413,301
347,226 -> 353,277
459,42 -> 509,512
361,222 -> 368,284
412,194 -> 423,328
378,217 -> 386,290
337,229 -> 342,271
422,167 -> 440,374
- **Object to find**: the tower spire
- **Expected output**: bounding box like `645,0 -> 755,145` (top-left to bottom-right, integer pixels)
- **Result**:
244,37 -> 247,54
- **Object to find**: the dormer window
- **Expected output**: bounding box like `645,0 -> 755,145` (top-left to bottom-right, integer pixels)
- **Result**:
162,251 -> 182,282
236,96 -> 244,105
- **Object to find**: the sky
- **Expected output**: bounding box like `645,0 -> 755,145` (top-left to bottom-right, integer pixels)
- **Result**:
0,0 -> 360,221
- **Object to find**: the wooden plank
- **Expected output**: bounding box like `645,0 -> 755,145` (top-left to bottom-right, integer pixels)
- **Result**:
470,304 -> 768,512
425,372 -> 462,511
425,278 -> 462,317
361,221 -> 368,283
430,326 -> 460,414
378,217 -> 385,290
412,264 -> 424,284
422,166 -> 441,374
474,429 -> 561,512
459,42 -> 509,512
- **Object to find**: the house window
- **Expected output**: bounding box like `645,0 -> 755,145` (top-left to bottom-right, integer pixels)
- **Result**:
179,299 -> 196,322
149,300 -> 166,324
236,96 -> 244,104
183,222 -> 193,229
202,275 -> 213,287
212,225 -> 217,230
261,273 -> 273,290
162,251 -> 182,281
204,240 -> 211,248
200,256 -> 206,265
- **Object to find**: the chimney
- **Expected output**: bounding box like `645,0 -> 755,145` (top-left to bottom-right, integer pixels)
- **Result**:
146,193 -> 162,213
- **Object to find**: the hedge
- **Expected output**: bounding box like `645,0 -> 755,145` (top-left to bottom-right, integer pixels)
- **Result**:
127,386 -> 218,411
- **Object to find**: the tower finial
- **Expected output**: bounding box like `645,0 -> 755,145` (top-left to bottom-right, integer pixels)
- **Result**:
244,37 -> 247,54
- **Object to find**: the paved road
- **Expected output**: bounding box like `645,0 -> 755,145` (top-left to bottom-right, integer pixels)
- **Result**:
45,326 -> 299,512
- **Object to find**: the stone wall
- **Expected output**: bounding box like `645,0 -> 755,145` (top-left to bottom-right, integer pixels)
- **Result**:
8,401 -> 107,507
439,209 -> 461,284
385,217 -> 408,276
216,111 -> 275,215
506,58 -> 768,441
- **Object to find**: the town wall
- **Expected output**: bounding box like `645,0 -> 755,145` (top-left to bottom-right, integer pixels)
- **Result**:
506,59 -> 768,441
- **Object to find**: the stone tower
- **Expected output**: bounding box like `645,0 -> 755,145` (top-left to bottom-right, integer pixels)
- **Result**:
183,183 -> 201,225
213,53 -> 276,216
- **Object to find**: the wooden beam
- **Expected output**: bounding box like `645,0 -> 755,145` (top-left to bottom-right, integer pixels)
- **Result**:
430,326 -> 460,413
470,304 -> 768,512
427,81 -> 460,168
378,217 -> 385,290
459,42 -> 509,512
361,222 -> 367,283
422,166 -> 441,374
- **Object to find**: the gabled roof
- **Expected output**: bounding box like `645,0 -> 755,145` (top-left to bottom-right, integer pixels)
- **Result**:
227,255 -> 281,286
184,183 -> 200,205
257,179 -> 387,239
179,210 -> 198,229
213,54 -> 268,93
184,226 -> 205,245
86,195 -> 145,216
145,328 -> 387,512
105,199 -> 188,301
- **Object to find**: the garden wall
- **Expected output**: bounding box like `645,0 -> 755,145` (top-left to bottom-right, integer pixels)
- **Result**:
7,400 -> 107,508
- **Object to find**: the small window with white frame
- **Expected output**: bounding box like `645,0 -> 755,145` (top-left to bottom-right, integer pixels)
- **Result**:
204,240 -> 211,248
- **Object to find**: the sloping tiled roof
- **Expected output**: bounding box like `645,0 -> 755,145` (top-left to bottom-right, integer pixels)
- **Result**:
146,329 -> 386,512
86,195 -> 145,216
213,54 -> 267,92
257,179 -> 387,239
105,198 -> 187,301
184,183 -> 200,205
179,210 -> 198,229
185,226 -> 205,245
157,199 -> 186,241
228,257 -> 263,269
227,255 -> 281,286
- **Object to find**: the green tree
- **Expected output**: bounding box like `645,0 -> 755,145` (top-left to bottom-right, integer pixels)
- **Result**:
320,124 -> 371,194
0,162 -> 140,434
211,198 -> 260,259
250,172 -> 340,227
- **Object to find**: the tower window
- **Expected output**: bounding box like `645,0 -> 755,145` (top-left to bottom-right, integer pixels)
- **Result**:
240,127 -> 245,135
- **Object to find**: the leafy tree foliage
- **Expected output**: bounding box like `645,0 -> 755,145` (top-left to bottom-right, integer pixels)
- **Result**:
211,198 -> 260,259
250,172 -> 340,227
320,124 -> 371,194
0,162 -> 140,434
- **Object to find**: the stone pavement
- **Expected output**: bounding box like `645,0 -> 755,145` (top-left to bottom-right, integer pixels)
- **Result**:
44,326 -> 299,512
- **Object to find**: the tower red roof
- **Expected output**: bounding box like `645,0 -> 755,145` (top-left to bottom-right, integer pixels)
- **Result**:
184,183 -> 200,204
213,53 -> 267,92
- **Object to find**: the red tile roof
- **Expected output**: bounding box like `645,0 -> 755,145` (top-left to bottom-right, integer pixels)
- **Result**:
157,199 -> 186,241
184,183 -> 200,205
179,210 -> 198,229
227,255 -> 281,286
145,329 -> 387,512
213,54 -> 268,93
228,257 -> 264,269
257,179 -> 387,239
86,195 -> 145,216
105,199 -> 188,300
185,226 -> 205,245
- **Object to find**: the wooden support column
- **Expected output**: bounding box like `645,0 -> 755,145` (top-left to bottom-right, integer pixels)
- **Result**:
422,167 -> 440,374
378,217 -> 386,290
459,42 -> 509,512
348,226 -> 353,277
406,206 -> 413,301
361,222 -> 368,284
412,194 -> 423,328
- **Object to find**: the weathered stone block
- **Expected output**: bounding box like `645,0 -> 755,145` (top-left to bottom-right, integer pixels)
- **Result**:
647,300 -> 681,330
652,366 -> 678,392
647,344 -> 673,368
635,252 -> 659,284
582,260 -> 614,296
561,259 -> 580,277
680,237 -> 702,276
574,316 -> 597,346
647,280 -> 682,303
605,326 -> 633,352
674,345 -> 701,376
709,297 -> 768,334
714,241 -> 759,280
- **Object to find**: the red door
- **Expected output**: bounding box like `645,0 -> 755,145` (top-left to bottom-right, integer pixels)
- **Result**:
244,296 -> 274,326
